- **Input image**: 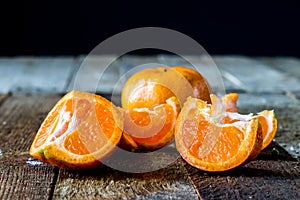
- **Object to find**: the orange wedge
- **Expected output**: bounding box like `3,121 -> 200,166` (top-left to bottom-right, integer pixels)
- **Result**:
175,96 -> 262,172
212,93 -> 277,150
122,96 -> 178,150
30,91 -> 123,170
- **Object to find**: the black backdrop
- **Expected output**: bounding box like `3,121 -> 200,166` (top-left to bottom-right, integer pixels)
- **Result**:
1,1 -> 300,56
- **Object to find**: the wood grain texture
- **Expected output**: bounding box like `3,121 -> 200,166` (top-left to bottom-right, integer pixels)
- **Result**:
214,55 -> 300,93
272,105 -> 300,159
257,57 -> 300,79
0,93 -> 11,106
53,159 -> 198,200
0,154 -> 57,200
0,57 -> 74,93
0,94 -> 62,200
0,94 -> 61,155
66,55 -> 123,94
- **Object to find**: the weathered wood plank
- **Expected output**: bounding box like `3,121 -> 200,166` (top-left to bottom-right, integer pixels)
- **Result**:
53,159 -> 198,200
214,55 -> 300,93
121,55 -> 160,73
185,142 -> 300,200
257,57 -> 300,79
67,55 -> 122,94
273,105 -> 300,159
0,94 -> 61,154
0,154 -> 57,200
0,94 -> 62,200
0,57 -> 74,93
0,93 -> 11,107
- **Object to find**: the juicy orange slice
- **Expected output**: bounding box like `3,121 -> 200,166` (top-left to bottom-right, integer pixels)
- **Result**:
213,93 -> 277,150
30,91 -> 123,170
121,96 -> 179,150
175,96 -> 262,172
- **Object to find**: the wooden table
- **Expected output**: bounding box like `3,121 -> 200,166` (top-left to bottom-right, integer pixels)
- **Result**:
0,55 -> 300,199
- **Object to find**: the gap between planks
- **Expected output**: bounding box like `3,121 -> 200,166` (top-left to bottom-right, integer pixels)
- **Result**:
0,93 -> 11,107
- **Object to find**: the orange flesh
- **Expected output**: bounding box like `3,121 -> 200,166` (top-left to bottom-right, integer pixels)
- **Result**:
222,93 -> 238,112
181,109 -> 246,163
174,94 -> 277,171
174,96 -> 263,172
124,104 -> 175,145
34,93 -> 117,155
33,99 -> 72,148
64,130 -> 90,155
185,121 -> 245,162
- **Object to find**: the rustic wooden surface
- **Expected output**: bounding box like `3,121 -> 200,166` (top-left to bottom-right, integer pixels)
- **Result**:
0,55 -> 300,199
0,94 -> 60,200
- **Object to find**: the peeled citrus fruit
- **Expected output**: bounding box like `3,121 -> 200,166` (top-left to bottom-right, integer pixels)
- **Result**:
211,93 -> 277,150
175,93 -> 278,172
122,96 -> 179,150
120,66 -> 211,150
175,95 -> 259,171
30,91 -> 123,170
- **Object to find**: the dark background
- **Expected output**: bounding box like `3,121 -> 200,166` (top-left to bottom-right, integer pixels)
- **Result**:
1,1 -> 300,56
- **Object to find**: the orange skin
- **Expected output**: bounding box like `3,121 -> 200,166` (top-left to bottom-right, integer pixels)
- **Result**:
173,66 -> 211,104
122,66 -> 212,110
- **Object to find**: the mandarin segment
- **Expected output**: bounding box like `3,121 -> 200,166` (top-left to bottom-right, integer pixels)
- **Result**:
175,97 -> 261,172
217,93 -> 278,151
175,93 -> 278,172
122,96 -> 178,150
30,91 -> 123,170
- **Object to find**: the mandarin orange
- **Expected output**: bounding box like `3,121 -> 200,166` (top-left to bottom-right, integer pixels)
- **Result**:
120,66 -> 211,150
30,91 -> 123,170
175,95 -> 262,172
